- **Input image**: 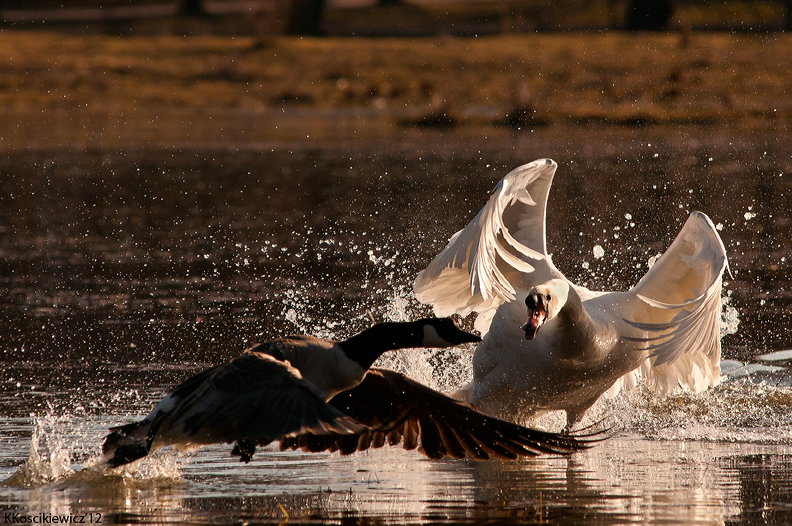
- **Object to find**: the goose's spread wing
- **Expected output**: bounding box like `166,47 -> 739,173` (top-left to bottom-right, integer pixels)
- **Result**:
279,368 -> 605,460
413,159 -> 557,333
619,211 -> 729,395
153,351 -> 365,447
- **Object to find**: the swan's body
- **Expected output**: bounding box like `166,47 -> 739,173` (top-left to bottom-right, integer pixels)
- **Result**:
102,318 -> 481,467
414,159 -> 729,427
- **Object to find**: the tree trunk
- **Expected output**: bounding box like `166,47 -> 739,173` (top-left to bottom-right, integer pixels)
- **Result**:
180,0 -> 206,17
786,0 -> 792,31
627,0 -> 673,31
285,0 -> 325,35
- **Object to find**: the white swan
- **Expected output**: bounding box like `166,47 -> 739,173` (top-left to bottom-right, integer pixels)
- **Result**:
414,159 -> 729,428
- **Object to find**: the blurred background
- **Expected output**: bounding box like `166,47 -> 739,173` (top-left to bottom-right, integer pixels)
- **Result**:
1,0 -> 791,34
2,3 -> 792,523
1,1 -> 791,150
1,1 -> 791,146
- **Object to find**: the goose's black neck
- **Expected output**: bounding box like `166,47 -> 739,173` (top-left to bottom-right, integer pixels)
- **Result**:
339,321 -> 425,369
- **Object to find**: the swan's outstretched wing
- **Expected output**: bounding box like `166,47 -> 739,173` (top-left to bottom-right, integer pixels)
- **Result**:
414,159 -> 558,332
621,211 -> 730,395
108,351 -> 365,453
279,368 -> 606,460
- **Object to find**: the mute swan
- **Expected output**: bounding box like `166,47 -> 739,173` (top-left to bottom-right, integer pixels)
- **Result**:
414,159 -> 729,428
103,318 -> 480,467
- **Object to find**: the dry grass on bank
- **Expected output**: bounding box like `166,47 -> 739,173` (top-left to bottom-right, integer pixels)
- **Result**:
0,30 -> 790,126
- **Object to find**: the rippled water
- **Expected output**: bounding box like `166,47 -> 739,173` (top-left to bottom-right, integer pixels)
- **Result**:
2,123 -> 792,524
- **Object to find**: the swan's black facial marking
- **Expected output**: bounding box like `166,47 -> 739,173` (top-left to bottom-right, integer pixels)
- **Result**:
525,294 -> 551,309
521,292 -> 547,340
525,295 -> 536,309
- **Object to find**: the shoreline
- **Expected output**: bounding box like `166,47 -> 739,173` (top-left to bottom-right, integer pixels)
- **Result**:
1,30 -> 790,149
1,106 -> 788,152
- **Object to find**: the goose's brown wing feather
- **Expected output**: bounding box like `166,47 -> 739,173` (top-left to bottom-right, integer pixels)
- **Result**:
280,367 -> 606,460
153,351 -> 365,448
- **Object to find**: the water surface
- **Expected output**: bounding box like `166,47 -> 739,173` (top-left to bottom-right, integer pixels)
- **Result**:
2,123 -> 792,524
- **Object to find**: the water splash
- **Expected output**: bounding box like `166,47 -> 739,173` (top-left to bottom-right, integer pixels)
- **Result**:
593,367 -> 792,443
107,450 -> 183,482
720,295 -> 740,337
5,413 -> 74,487
647,253 -> 663,269
3,408 -> 183,489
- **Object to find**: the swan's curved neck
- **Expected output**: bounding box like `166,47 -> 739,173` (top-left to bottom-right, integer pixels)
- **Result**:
557,285 -> 586,324
552,286 -> 601,357
339,322 -> 424,369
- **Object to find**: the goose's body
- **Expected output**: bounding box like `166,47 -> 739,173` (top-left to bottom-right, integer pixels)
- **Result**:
103,317 -> 602,467
102,318 -> 481,467
414,159 -> 729,427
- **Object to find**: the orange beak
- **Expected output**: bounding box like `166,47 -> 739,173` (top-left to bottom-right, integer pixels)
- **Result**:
521,294 -> 546,340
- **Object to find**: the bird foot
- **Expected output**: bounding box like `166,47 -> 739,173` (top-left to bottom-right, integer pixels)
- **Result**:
231,439 -> 256,462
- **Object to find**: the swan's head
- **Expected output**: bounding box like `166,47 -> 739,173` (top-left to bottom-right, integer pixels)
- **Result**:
520,279 -> 569,340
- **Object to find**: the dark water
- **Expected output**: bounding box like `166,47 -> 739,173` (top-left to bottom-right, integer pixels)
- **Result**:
2,123 -> 792,524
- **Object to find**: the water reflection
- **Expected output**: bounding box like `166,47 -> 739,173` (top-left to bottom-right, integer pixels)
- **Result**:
2,124 -> 792,523
6,430 -> 792,525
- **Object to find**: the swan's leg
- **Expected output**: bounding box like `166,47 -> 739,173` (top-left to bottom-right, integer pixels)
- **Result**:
565,396 -> 601,432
